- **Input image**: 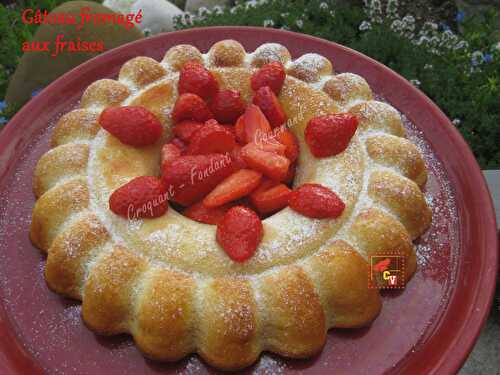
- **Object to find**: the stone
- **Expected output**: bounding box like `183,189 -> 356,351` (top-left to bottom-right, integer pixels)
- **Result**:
185,0 -> 231,13
103,0 -> 184,34
484,170 -> 500,229
5,1 -> 144,107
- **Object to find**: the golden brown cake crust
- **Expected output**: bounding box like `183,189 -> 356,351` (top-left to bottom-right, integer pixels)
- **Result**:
30,40 -> 432,370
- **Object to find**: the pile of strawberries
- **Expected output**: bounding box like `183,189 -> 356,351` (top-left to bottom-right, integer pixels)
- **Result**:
100,59 -> 358,262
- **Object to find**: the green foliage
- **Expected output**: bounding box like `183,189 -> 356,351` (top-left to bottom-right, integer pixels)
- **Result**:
176,0 -> 500,169
0,0 -> 498,169
0,1 -> 72,100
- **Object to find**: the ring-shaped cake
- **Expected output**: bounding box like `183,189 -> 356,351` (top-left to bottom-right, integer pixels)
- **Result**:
30,40 -> 431,370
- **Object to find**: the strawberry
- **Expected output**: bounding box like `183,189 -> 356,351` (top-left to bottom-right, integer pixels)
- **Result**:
235,115 -> 247,143
99,106 -> 162,147
305,113 -> 358,158
250,62 -> 286,95
243,104 -> 272,144
183,201 -> 234,225
288,183 -> 345,219
216,206 -> 263,262
241,142 -> 290,181
171,93 -> 213,123
230,144 -> 247,170
210,89 -> 246,124
178,61 -> 219,100
253,139 -> 286,155
161,154 -> 234,206
171,137 -> 187,152
186,120 -> 236,155
272,129 -> 299,162
203,169 -> 262,208
109,176 -> 168,219
161,143 -> 182,168
250,178 -> 279,198
221,124 -> 236,137
250,183 -> 291,215
253,86 -> 288,128
172,120 -> 204,142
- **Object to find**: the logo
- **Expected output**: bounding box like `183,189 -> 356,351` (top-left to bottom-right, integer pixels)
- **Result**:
368,254 -> 406,289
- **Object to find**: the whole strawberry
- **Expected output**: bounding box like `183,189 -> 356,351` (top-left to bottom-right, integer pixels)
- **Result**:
171,93 -> 213,123
209,89 -> 246,123
251,61 -> 286,95
109,176 -> 168,219
216,206 -> 263,262
305,113 -> 358,158
178,61 -> 219,100
99,106 -> 163,147
288,183 -> 345,219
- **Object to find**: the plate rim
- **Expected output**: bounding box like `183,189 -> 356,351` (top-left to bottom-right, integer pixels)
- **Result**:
0,26 -> 497,375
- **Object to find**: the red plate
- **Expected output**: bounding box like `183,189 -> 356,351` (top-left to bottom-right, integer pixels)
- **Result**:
0,27 -> 497,374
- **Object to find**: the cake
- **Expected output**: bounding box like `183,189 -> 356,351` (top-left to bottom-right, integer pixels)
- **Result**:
30,40 -> 431,370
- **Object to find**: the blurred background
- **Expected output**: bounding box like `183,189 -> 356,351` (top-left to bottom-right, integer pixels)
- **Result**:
0,1 -> 498,373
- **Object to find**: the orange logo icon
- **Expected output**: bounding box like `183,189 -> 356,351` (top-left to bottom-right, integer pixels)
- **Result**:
368,254 -> 405,289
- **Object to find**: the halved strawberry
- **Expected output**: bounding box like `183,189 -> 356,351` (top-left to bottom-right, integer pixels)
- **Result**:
171,93 -> 213,123
203,169 -> 262,208
161,154 -> 235,206
253,139 -> 286,155
243,104 -> 272,144
109,176 -> 168,219
250,183 -> 291,215
235,115 -> 247,143
186,120 -> 236,155
172,120 -> 204,142
210,89 -> 246,124
241,142 -> 290,181
250,61 -> 286,95
183,201 -> 234,225
305,113 -> 358,158
253,86 -> 287,128
230,144 -> 247,170
178,61 -> 219,100
272,128 -> 299,162
288,183 -> 345,218
216,206 -> 263,262
161,143 -> 182,169
250,178 -> 279,199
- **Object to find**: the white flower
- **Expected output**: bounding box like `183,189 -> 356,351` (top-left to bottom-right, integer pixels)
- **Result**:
319,2 -> 329,10
359,21 -> 372,31
452,119 -> 461,126
495,41 -> 500,51
424,63 -> 433,70
197,6 -> 209,16
212,5 -> 224,15
471,51 -> 483,66
245,0 -> 259,9
410,79 -> 421,86
454,40 -> 469,50
296,19 -> 304,28
386,0 -> 399,18
390,19 -> 404,33
401,15 -> 415,32
263,19 -> 274,27
416,36 -> 430,45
